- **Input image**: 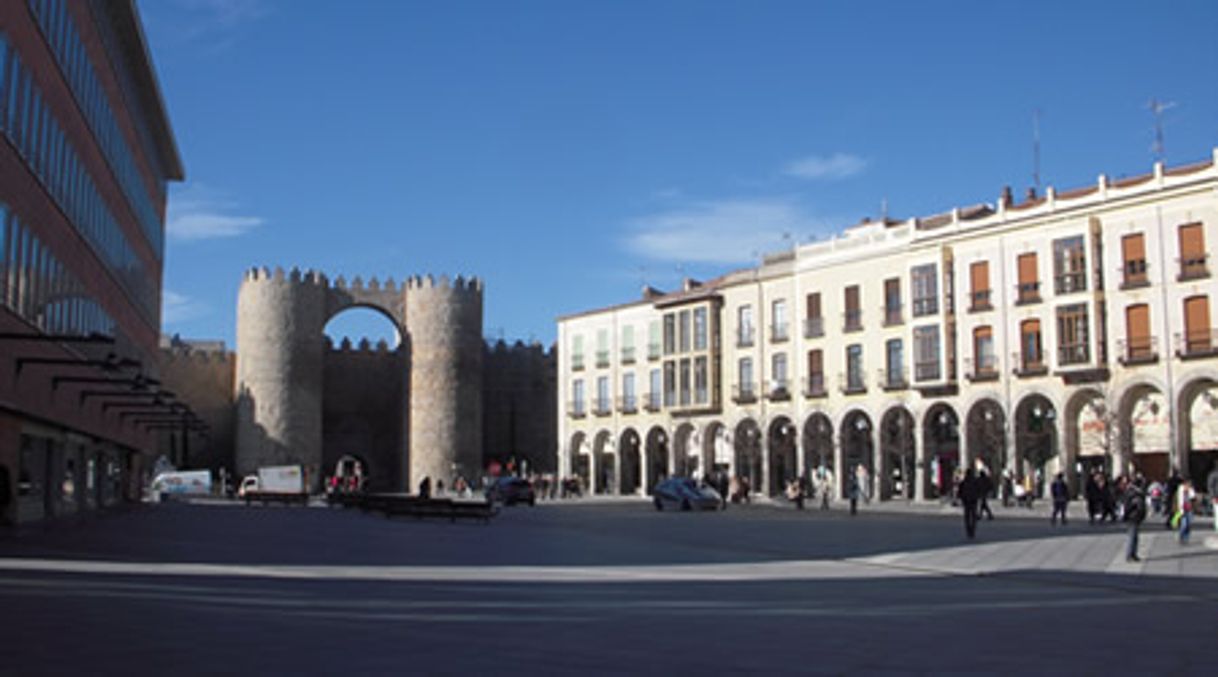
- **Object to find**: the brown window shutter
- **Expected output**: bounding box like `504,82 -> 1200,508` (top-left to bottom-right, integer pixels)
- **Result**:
970,261 -> 990,293
1122,233 -> 1145,264
1184,296 -> 1210,336
1126,304 -> 1150,340
808,349 -> 823,375
807,292 -> 821,319
974,325 -> 992,342
845,285 -> 859,312
1017,253 -> 1038,284
884,278 -> 899,301
1179,223 -> 1204,259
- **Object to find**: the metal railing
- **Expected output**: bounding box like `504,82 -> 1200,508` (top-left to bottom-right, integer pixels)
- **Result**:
839,371 -> 866,394
914,360 -> 941,382
882,304 -> 903,327
803,374 -> 826,398
643,392 -> 661,412
1054,272 -> 1086,295
912,297 -> 938,317
771,322 -> 789,342
647,343 -> 661,361
571,355 -> 585,371
842,310 -> 863,333
620,346 -> 636,364
1178,254 -> 1209,281
969,290 -> 992,312
964,354 -> 999,380
764,379 -> 791,400
1117,336 -> 1157,365
1012,350 -> 1047,376
737,327 -> 755,348
878,366 -> 908,390
1015,281 -> 1041,304
568,401 -> 586,418
804,317 -> 824,338
1057,344 -> 1090,366
733,383 -> 758,403
1121,259 -> 1148,288
1176,329 -> 1218,358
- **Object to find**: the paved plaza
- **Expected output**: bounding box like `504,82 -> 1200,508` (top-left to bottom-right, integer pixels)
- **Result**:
1,499 -> 1216,675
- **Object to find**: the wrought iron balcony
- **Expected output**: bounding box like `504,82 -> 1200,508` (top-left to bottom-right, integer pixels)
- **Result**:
732,383 -> 758,404
803,375 -> 827,398
1176,329 -> 1218,359
1117,337 -> 1157,366
803,317 -> 824,338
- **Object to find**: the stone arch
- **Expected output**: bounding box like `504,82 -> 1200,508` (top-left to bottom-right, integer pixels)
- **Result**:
701,421 -> 729,476
672,422 -> 697,478
840,409 -> 874,500
879,406 -> 916,500
1013,393 -> 1060,497
592,429 -> 615,495
922,402 -> 959,500
767,416 -> 797,496
1177,373 -> 1218,486
802,411 -> 835,478
567,431 -> 589,492
644,426 -> 669,494
325,281 -> 406,333
964,398 -> 1006,476
323,303 -> 404,349
619,428 -> 642,495
733,418 -> 763,496
1064,387 -> 1108,484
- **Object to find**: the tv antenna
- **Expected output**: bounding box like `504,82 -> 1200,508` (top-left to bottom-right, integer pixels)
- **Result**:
1148,98 -> 1175,162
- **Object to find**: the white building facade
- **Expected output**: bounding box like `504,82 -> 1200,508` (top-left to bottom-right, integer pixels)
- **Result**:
558,151 -> 1218,500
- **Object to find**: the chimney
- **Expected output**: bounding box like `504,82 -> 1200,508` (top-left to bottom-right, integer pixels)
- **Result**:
1025,187 -> 1038,202
1000,185 -> 1013,208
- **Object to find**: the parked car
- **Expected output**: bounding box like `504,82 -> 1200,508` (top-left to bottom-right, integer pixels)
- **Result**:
486,477 -> 536,506
653,478 -> 722,511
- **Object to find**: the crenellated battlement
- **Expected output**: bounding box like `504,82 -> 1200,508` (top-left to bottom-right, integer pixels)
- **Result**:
160,346 -> 235,365
324,336 -> 401,353
406,274 -> 483,294
241,266 -> 327,286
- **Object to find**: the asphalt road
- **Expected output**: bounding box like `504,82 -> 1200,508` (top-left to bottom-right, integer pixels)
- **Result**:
1,500 -> 1215,675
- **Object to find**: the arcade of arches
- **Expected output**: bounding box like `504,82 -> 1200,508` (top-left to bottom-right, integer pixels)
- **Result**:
564,381 -> 1218,499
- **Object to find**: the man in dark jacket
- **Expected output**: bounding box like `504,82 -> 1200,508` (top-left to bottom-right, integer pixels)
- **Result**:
957,468 -> 981,539
1124,475 -> 1147,562
1050,472 -> 1070,526
1164,470 -> 1182,530
977,470 -> 994,520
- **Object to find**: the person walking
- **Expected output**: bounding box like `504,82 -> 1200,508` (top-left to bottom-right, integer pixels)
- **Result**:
957,468 -> 981,539
418,476 -> 431,499
1001,469 -> 1014,508
1124,475 -> 1147,562
1175,479 -> 1196,545
1050,472 -> 1069,526
1163,470 -> 1182,530
818,469 -> 832,510
977,470 -> 995,521
1207,462 -> 1218,533
1085,471 -> 1101,525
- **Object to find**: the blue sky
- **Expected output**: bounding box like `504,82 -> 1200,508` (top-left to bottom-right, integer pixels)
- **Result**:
142,0 -> 1218,349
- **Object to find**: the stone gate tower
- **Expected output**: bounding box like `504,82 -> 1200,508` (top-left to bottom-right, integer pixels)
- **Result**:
233,267 -> 482,491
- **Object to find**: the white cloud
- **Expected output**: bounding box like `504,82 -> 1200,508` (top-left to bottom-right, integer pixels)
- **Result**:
783,153 -> 867,180
167,184 -> 264,241
162,290 -> 209,325
625,198 -> 817,265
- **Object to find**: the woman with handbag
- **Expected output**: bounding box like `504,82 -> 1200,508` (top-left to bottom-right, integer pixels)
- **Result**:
1175,479 -> 1196,545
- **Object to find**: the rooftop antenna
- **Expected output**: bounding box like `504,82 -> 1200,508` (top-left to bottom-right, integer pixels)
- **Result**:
1148,98 -> 1175,162
1031,108 -> 1041,191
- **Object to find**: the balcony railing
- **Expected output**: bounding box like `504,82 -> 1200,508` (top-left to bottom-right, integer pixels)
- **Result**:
571,355 -> 585,371
842,310 -> 863,333
804,317 -> 824,338
1176,329 -> 1218,359
771,322 -> 789,343
964,355 -> 999,381
568,401 -> 586,418
1057,344 -> 1090,367
647,343 -> 661,361
595,350 -> 610,368
803,375 -> 826,398
882,304 -> 903,327
1178,255 -> 1209,281
914,360 -> 941,382
1015,281 -> 1041,305
912,297 -> 938,317
1120,259 -> 1149,289
737,327 -> 756,348
839,371 -> 866,395
1117,337 -> 1158,365
1054,272 -> 1086,295
617,395 -> 638,414
593,398 -> 612,416
1012,350 -> 1047,377
620,346 -> 636,364
764,379 -> 791,401
969,290 -> 992,312
732,383 -> 758,403
643,391 -> 661,412
878,367 -> 908,391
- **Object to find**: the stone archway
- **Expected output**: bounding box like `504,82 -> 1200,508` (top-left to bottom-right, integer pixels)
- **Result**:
645,426 -> 669,494
803,413 -> 834,479
840,410 -> 874,500
733,419 -> 762,496
673,422 -> 696,478
567,432 -> 590,492
1014,394 -> 1059,497
592,430 -> 615,495
923,403 -> 959,500
964,399 -> 1006,476
880,407 -> 915,500
619,428 -> 642,495
767,417 -> 797,496
1178,377 -> 1218,486
1066,387 -> 1109,485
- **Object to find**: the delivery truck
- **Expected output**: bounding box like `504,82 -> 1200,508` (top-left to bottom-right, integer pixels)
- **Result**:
149,470 -> 212,501
239,465 -> 309,505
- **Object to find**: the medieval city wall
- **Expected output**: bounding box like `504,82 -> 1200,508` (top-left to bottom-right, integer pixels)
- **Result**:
322,338 -> 406,492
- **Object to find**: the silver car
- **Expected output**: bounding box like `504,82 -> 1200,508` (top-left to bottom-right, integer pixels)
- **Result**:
653,478 -> 723,511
